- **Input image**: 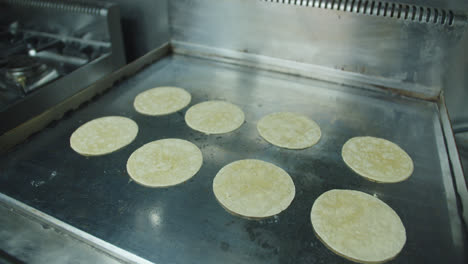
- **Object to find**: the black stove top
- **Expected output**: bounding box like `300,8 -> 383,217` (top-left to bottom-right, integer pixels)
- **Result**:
0,55 -> 60,111
0,0 -> 125,152
0,25 -> 100,111
3,55 -> 59,95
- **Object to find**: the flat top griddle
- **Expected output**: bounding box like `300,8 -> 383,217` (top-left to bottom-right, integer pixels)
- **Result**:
1,54 -> 466,264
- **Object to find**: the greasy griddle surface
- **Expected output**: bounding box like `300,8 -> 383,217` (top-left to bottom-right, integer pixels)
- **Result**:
0,55 -> 465,263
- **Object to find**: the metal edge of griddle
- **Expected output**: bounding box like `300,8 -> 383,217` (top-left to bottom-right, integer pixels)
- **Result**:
170,40 -> 441,101
0,42 -> 171,154
434,106 -> 468,257
0,193 -> 154,264
438,94 -> 468,232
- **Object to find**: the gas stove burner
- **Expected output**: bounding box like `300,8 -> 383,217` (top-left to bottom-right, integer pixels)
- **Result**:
5,55 -> 47,91
4,55 -> 59,94
6,55 -> 47,76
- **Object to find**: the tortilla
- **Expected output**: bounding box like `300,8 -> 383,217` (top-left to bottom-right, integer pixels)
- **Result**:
257,112 -> 321,149
134,86 -> 191,116
342,136 -> 413,183
311,189 -> 406,263
126,139 -> 203,187
70,116 -> 138,156
213,159 -> 295,219
185,101 -> 245,134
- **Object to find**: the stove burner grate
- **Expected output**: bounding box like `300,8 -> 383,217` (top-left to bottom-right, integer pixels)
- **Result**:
3,55 -> 57,94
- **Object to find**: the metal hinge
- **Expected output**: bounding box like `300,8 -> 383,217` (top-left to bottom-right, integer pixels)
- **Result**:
262,0 -> 456,26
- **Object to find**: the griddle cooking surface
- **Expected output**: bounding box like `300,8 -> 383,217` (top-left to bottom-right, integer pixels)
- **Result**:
1,54 -> 466,263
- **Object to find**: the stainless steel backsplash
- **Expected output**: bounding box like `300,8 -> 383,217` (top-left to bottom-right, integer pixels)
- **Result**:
168,0 -> 468,126
77,0 -> 467,127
